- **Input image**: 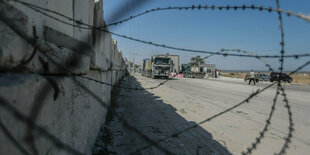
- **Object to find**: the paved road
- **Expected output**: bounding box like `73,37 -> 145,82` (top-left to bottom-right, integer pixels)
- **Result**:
95,74 -> 310,155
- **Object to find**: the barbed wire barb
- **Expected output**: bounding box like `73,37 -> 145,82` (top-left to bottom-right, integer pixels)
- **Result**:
277,84 -> 294,155
7,0 -> 310,59
0,0 -> 309,155
241,82 -> 280,155
103,4 -> 310,27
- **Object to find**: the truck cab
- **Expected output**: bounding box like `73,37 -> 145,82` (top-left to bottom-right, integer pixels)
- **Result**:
151,56 -> 172,79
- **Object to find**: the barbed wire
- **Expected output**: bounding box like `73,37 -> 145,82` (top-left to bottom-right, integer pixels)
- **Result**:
183,49 -> 274,74
2,1 -> 276,92
69,76 -> 174,155
242,1 -> 294,154
2,59 -> 307,155
275,1 -> 294,154
2,0 -> 166,93
241,61 -> 310,155
289,61 -> 310,75
0,0 -> 309,155
0,8 -> 55,155
220,49 -> 275,71
0,5 -> 174,153
277,84 -> 294,155
241,82 -> 280,155
38,47 -> 175,154
39,48 -> 273,92
46,48 -> 273,91
89,49 -> 274,91
276,0 -> 286,73
132,82 -> 277,154
8,0 -> 310,59
9,0 -> 278,77
0,96 -> 84,155
0,6 -> 90,154
131,59 -> 310,154
107,30 -> 310,59
38,52 -> 174,154
79,75 -> 169,90
105,5 -> 310,27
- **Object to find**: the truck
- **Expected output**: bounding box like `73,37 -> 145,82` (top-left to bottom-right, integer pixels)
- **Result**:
142,55 -> 173,79
181,64 -> 206,78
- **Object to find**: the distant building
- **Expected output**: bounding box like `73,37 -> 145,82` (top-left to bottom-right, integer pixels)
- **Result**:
201,64 -> 216,78
124,58 -> 133,74
156,54 -> 180,73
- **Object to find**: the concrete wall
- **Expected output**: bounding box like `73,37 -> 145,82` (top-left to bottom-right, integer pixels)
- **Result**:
0,0 -> 125,155
73,0 -> 94,43
8,0 -> 74,39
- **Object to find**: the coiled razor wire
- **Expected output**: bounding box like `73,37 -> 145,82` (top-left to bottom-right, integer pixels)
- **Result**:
0,0 -> 309,154
104,5 -> 310,27
7,0 -> 310,59
241,82 -> 280,155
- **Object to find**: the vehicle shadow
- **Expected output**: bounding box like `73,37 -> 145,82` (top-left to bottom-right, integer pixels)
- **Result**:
100,75 -> 232,155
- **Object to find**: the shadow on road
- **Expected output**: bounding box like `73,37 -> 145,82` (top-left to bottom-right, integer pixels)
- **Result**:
93,76 -> 232,155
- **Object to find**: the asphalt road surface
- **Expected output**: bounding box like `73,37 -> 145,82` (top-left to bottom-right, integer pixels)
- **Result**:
95,74 -> 310,155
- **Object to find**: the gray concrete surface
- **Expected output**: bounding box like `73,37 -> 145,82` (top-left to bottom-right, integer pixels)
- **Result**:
0,72 -> 108,155
97,74 -> 310,155
0,1 -> 126,155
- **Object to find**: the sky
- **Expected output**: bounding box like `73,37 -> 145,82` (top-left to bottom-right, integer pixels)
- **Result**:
102,0 -> 310,72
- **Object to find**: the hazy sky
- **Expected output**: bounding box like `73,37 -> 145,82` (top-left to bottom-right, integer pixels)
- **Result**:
102,0 -> 310,71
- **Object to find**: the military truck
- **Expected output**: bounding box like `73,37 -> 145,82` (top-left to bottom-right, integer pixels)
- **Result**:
181,64 -> 206,78
142,55 -> 173,79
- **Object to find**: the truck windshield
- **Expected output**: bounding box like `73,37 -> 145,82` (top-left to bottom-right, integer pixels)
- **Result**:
154,58 -> 170,65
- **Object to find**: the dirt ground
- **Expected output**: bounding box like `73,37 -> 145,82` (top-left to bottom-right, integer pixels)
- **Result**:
93,74 -> 310,155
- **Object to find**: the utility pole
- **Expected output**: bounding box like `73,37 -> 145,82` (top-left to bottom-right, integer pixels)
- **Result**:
129,51 -> 132,63
132,52 -> 137,73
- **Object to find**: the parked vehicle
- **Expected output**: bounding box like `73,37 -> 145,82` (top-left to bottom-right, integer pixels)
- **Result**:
141,55 -> 173,79
244,74 -> 260,82
181,64 -> 206,78
258,74 -> 270,81
270,72 -> 292,83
